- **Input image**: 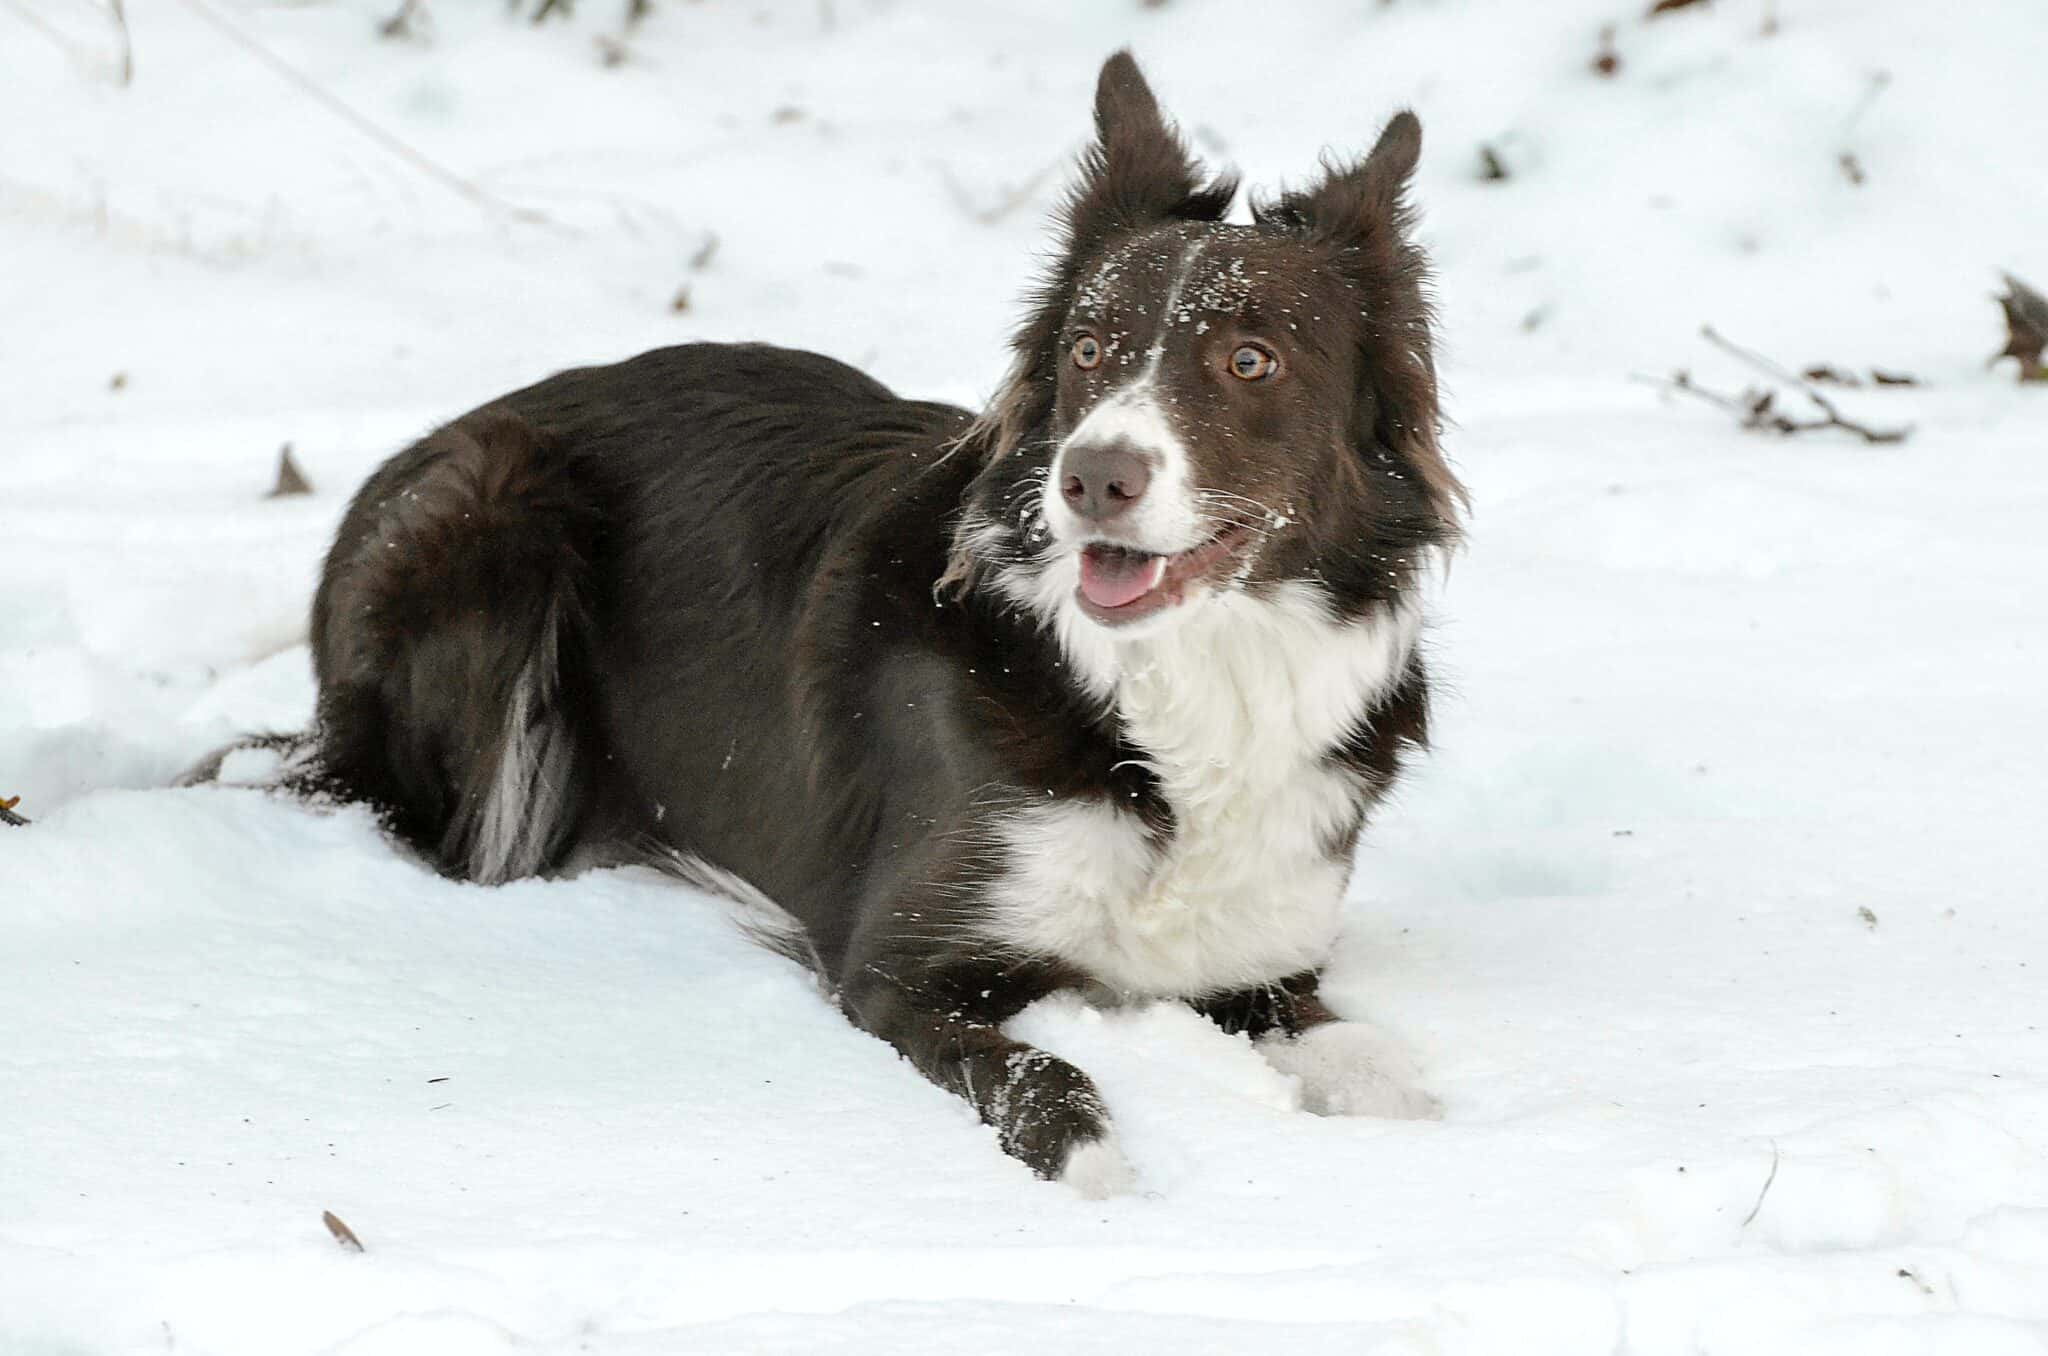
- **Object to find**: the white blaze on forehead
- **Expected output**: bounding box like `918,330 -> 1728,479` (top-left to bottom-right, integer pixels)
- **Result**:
1045,239 -> 1212,553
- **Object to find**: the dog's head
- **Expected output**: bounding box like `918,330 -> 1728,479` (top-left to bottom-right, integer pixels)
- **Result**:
950,51 -> 1462,634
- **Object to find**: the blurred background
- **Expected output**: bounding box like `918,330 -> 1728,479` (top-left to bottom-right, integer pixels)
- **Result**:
9,0 -> 2042,405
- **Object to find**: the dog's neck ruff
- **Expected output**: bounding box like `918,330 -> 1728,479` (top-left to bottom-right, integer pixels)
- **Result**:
980,560 -> 1423,996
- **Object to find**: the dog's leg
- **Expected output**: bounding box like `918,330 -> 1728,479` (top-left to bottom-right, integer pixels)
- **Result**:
841,965 -> 1135,1197
1194,973 -> 1441,1121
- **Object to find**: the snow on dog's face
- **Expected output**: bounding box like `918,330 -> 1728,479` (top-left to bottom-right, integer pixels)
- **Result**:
1046,224 -> 1369,627
951,52 -> 1463,634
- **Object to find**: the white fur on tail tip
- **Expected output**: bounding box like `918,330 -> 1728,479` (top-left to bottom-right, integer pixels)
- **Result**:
1059,1136 -> 1138,1199
471,661 -> 572,886
1258,1022 -> 1442,1120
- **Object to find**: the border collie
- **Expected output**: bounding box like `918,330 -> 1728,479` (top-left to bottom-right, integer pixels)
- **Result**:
291,53 -> 1463,1194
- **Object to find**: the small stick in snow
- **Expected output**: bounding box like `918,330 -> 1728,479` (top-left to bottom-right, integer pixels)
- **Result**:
1841,71 -> 1893,138
322,1210 -> 365,1253
378,0 -> 429,43
1835,71 -> 1890,189
1,0 -> 98,70
936,162 -> 1059,227
1,795 -> 29,828
109,0 -> 133,85
1700,326 -> 1833,398
1740,1140 -> 1780,1228
267,444 -> 313,499
175,0 -> 560,229
1590,25 -> 1621,78
1637,327 -> 1913,445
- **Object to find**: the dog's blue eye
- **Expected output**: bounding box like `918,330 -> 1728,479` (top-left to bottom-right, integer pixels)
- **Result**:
1072,335 -> 1103,370
1229,345 -> 1278,381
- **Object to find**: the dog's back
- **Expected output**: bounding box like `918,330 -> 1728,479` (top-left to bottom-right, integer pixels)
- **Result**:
311,344 -> 977,925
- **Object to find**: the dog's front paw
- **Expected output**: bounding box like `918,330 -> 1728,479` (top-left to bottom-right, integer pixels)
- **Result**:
1258,1021 -> 1441,1120
988,1048 -> 1138,1195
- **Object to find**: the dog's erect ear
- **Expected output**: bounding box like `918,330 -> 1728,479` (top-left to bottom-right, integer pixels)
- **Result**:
1365,108 -> 1424,180
949,52 -> 1235,482
1285,110 -> 1423,242
1068,51 -> 1235,251
1266,112 -> 1465,536
1095,50 -> 1167,148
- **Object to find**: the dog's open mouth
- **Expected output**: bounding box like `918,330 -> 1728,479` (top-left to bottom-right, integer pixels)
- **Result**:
1075,526 -> 1251,625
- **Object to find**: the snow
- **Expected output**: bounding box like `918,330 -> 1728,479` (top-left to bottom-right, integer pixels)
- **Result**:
4,1 -> 2047,1352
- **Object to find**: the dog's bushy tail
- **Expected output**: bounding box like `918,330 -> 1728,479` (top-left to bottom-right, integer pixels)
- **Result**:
299,408 -> 602,884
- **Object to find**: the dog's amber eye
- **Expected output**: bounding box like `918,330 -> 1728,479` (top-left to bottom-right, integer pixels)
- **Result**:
1229,344 -> 1278,381
1072,335 -> 1103,370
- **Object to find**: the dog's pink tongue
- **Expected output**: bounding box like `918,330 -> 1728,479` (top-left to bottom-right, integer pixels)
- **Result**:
1079,548 -> 1166,609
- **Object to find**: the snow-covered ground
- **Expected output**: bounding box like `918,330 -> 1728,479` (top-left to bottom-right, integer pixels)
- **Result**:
5,2 -> 2046,1352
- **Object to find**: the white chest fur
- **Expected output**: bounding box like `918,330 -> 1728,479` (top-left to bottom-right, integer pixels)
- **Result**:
985,584 -> 1421,996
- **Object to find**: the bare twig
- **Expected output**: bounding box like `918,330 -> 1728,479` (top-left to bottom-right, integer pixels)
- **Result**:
1,795 -> 29,828
108,0 -> 132,84
175,0 -> 558,228
1842,70 -> 1893,136
1804,364 -> 1920,388
321,1210 -> 365,1252
935,162 -> 1057,227
1699,325 -> 1811,389
1634,368 -> 1909,444
1631,369 -> 1749,419
1696,325 -> 1913,443
1591,24 -> 1621,77
1741,1140 -> 1781,1228
2,0 -> 96,69
1835,71 -> 1889,186
378,0 -> 429,42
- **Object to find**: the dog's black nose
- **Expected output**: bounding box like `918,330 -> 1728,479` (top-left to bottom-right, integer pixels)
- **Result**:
1059,442 -> 1152,522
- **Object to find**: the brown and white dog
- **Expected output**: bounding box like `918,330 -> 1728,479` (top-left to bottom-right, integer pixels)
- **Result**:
274,51 -> 1461,1193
